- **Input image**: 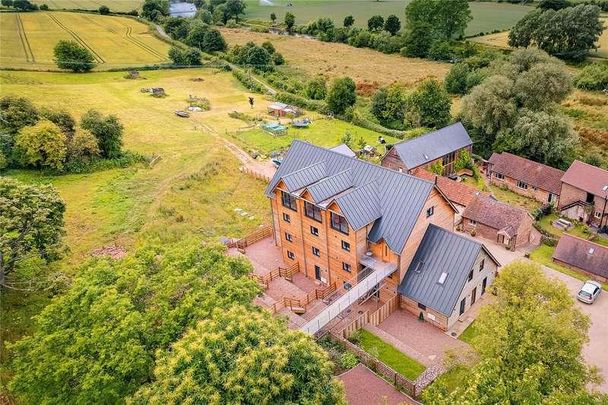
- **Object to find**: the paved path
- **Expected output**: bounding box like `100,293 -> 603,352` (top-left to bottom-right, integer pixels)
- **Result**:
338,364 -> 419,405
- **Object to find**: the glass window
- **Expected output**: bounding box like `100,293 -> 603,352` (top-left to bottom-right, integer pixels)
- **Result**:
479,259 -> 485,271
341,240 -> 350,252
468,269 -> 473,281
342,262 -> 351,272
516,180 -> 528,190
312,246 -> 320,257
285,232 -> 292,242
494,172 -> 504,180
426,206 -> 434,218
304,201 -> 322,222
282,213 -> 290,223
310,226 -> 319,236
281,191 -> 297,211
287,251 -> 295,260
417,303 -> 426,310
331,212 -> 349,235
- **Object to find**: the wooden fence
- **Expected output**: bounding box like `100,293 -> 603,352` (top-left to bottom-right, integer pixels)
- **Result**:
342,311 -> 370,339
241,167 -> 272,183
257,262 -> 300,289
227,225 -> 273,249
273,282 -> 337,313
330,333 -> 419,399
342,294 -> 399,339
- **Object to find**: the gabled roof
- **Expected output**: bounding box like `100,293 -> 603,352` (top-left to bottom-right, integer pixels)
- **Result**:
553,234 -> 608,279
398,224 -> 500,316
462,195 -> 530,233
561,160 -> 608,197
169,2 -> 197,16
413,169 -> 490,208
391,122 -> 472,170
330,143 -> 357,158
488,152 -> 564,195
266,141 -> 453,253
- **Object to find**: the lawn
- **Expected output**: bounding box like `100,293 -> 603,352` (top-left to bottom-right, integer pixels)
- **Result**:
458,321 -> 479,345
356,329 -> 426,380
0,12 -> 170,70
488,184 -> 542,213
229,116 -> 396,155
537,213 -> 608,247
244,0 -> 533,36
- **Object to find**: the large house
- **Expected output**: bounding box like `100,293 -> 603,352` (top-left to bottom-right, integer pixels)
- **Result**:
553,234 -> 608,282
381,122 -> 472,176
558,160 -> 608,228
265,141 -> 499,332
487,152 -> 564,205
461,195 -> 534,250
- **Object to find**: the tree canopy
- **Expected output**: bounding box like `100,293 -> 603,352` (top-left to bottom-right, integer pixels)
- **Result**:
326,77 -> 357,114
131,306 -> 346,404
0,178 -> 65,289
53,40 -> 96,73
405,79 -> 451,129
405,0 -> 471,40
424,261 -> 605,403
15,119 -> 67,170
80,110 -> 124,159
508,5 -> 603,60
384,14 -> 401,36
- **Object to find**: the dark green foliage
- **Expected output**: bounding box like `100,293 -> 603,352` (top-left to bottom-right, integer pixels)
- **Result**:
1,0 -> 14,6
327,77 -> 356,115
0,96 -> 39,135
168,46 -> 202,66
39,108 -> 76,135
229,42 -> 274,69
12,0 -> 37,10
428,40 -> 452,61
261,41 -> 275,54
371,84 -> 407,129
285,12 -> 295,33
80,110 -> 123,159
305,76 -> 327,100
574,63 -> 608,91
270,12 -> 276,23
444,63 -> 471,94
185,21 -> 209,48
98,4 -> 109,14
538,0 -> 571,10
0,178 -> 65,289
343,15 -> 355,27
402,22 -> 434,58
272,52 -> 285,65
141,0 -> 169,20
508,5 -> 603,60
163,17 -> 191,40
39,3 -> 48,9
367,15 -> 384,32
405,79 -> 451,128
384,15 -> 401,36
8,243 -> 261,403
202,29 -> 227,52
224,0 -> 245,22
53,40 -> 96,73
232,69 -> 265,93
405,0 -> 472,40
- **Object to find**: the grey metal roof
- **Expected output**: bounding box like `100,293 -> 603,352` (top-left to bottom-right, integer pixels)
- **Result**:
392,122 -> 472,170
306,170 -> 352,203
397,224 -> 496,316
330,143 -> 357,158
266,140 -> 441,253
169,2 -> 197,17
281,161 -> 326,192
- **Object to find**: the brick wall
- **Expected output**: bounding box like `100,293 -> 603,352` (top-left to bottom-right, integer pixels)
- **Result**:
559,182 -> 607,227
489,173 -> 555,204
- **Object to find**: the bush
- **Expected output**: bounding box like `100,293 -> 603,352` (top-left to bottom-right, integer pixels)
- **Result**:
39,3 -> 48,9
275,92 -> 329,114
445,63 -> 471,94
80,110 -> 123,159
574,63 -> 608,91
99,5 -> 110,14
327,77 -> 356,114
232,69 -> 265,93
350,109 -> 407,138
340,352 -> 358,370
428,40 -> 453,61
305,76 -> 327,100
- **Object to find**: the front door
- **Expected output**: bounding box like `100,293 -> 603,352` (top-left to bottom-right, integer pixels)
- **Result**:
497,234 -> 505,245
471,287 -> 477,305
314,265 -> 321,281
459,298 -> 466,315
482,277 -> 487,295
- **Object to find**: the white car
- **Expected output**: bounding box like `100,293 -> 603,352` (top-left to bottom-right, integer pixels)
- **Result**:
577,280 -> 602,304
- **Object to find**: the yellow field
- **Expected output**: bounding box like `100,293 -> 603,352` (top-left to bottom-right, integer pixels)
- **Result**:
220,28 -> 450,87
32,0 -> 142,12
0,12 -> 170,70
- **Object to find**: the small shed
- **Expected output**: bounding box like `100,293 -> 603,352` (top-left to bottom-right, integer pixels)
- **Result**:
268,102 -> 300,117
169,2 -> 197,18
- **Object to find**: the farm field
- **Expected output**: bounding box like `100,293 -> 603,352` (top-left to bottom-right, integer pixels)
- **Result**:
0,11 -> 170,70
31,0 -> 141,12
244,0 -> 533,36
221,28 -> 450,86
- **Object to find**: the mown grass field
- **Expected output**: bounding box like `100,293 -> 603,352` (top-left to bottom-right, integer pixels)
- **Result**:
221,28 -> 450,86
244,0 -> 532,36
31,0 -> 141,12
0,12 -> 170,70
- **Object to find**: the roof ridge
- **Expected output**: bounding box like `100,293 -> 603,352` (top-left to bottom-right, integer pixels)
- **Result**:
560,233 -> 608,248
392,122 -> 464,146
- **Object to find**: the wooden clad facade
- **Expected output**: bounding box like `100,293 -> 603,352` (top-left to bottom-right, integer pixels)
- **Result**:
381,145 -> 473,176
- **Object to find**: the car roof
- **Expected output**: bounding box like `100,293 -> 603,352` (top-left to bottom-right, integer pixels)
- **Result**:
582,281 -> 600,293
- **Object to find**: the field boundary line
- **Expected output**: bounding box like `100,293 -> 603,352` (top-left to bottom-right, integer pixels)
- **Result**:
124,26 -> 166,60
15,13 -> 35,63
47,13 -> 106,64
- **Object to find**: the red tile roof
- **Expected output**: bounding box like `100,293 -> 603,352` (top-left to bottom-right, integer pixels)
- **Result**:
413,169 -> 489,208
462,195 -> 531,232
553,234 -> 608,279
488,152 -> 564,195
561,160 -> 608,197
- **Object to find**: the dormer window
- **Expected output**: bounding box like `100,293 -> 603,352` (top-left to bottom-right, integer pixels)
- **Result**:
304,201 -> 322,222
426,206 -> 434,218
330,212 -> 349,235
281,191 -> 297,211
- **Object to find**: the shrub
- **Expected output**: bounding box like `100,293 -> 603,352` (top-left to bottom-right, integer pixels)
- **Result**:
39,3 -> 48,9
428,40 -> 453,61
327,77 -> 356,114
232,69 -> 265,93
15,119 -> 67,171
445,63 -> 471,94
80,110 -> 123,159
275,92 -> 329,114
574,63 -> 608,91
305,76 -> 327,100
99,4 -> 109,14
53,40 -> 96,73
272,52 -> 285,65
340,352 -> 358,370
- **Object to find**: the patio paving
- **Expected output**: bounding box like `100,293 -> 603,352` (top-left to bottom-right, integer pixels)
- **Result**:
338,364 -> 419,405
228,237 -> 285,277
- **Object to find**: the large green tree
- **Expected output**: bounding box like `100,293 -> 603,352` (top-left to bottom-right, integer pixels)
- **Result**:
405,79 -> 451,128
509,5 -> 603,60
8,244 -> 260,403
285,12 -> 295,33
326,77 -> 357,115
224,0 -> 245,22
0,178 -> 65,289
384,14 -> 401,36
53,40 -> 96,73
131,306 -> 346,404
405,0 -> 471,40
15,119 -> 67,170
371,84 -> 407,129
80,110 -> 123,158
141,0 -> 169,21
424,261 -> 604,403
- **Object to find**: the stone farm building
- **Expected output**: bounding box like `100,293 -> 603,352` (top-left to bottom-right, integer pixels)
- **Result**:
266,141 -> 499,332
169,2 -> 197,18
552,234 -> 608,282
381,122 -> 472,176
461,195 -> 534,250
487,152 -> 564,205
558,160 -> 608,228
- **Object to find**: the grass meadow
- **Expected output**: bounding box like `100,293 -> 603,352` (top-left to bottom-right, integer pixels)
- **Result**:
0,12 -> 170,70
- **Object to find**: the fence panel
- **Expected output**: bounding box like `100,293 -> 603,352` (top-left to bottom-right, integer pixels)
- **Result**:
368,294 -> 399,326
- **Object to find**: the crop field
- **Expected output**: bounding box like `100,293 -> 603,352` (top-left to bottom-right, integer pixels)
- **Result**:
31,0 -> 142,12
221,28 -> 450,86
244,0 -> 533,36
0,12 -> 170,70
